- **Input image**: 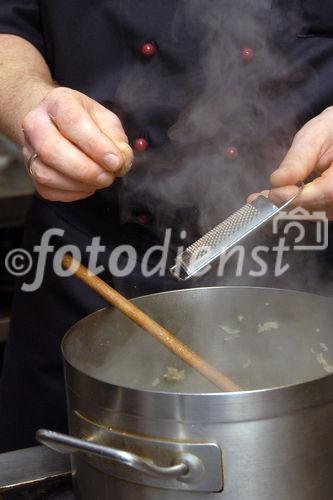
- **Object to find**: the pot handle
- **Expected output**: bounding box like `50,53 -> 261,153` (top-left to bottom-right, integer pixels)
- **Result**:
36,429 -> 203,484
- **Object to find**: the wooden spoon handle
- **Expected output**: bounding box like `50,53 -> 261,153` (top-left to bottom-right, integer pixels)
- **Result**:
63,255 -> 241,392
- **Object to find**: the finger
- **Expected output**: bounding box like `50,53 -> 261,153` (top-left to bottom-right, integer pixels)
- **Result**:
268,185 -> 301,207
113,141 -> 133,177
296,170 -> 333,211
248,186 -> 302,208
36,185 -> 94,202
22,113 -> 116,188
47,93 -> 127,173
325,211 -> 333,221
22,149 -> 99,193
247,190 -> 270,203
270,129 -> 324,187
91,102 -> 134,175
269,174 -> 333,212
90,101 -> 128,143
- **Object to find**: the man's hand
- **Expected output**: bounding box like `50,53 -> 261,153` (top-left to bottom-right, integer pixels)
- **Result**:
22,87 -> 133,202
248,107 -> 333,219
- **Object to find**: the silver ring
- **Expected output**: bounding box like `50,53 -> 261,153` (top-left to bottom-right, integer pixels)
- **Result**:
27,153 -> 38,176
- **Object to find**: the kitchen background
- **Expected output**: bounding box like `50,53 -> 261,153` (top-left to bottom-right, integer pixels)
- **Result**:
0,135 -> 33,372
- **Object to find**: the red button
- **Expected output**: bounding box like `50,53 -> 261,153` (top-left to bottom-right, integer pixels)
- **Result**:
225,146 -> 239,160
241,47 -> 254,62
136,213 -> 150,225
134,137 -> 149,152
140,42 -> 157,57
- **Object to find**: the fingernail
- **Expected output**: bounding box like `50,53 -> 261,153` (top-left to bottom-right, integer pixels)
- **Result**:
104,153 -> 120,171
96,172 -> 114,186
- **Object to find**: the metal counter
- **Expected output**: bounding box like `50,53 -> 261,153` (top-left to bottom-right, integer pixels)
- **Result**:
0,445 -> 73,499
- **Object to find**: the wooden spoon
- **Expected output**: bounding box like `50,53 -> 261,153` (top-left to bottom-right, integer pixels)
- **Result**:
62,254 -> 241,392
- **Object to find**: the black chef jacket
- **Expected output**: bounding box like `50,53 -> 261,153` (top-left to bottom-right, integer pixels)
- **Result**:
1,0 -> 333,241
0,0 -> 333,451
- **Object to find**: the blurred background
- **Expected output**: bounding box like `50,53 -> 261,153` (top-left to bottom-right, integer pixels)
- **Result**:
0,135 -> 33,371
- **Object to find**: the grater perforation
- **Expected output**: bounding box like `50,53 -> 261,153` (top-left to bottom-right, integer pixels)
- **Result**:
170,186 -> 303,281
188,204 -> 259,250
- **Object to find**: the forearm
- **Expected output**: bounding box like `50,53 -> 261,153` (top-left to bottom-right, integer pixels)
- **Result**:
0,34 -> 56,145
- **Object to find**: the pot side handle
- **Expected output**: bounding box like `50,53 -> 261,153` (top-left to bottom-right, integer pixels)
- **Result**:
36,429 -> 204,485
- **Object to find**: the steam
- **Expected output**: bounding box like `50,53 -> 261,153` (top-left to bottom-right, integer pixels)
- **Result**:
111,0 -> 332,297
88,2 -> 333,393
80,287 -> 333,393
115,1 -> 308,239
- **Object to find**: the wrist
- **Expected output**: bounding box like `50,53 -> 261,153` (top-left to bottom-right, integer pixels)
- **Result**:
16,80 -> 58,146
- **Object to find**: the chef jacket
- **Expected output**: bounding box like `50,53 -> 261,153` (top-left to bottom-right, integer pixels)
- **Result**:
1,0 -> 333,452
1,0 -> 333,249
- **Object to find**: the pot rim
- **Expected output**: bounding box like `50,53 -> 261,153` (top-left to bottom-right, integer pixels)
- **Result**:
62,287 -> 333,423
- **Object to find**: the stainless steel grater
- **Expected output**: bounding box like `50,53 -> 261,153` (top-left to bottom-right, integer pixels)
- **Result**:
170,186 -> 303,281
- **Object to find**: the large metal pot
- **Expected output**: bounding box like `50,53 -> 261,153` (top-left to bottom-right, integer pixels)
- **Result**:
38,287 -> 333,499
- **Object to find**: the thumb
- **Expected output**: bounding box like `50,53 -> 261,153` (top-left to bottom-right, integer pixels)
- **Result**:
115,141 -> 134,176
92,102 -> 134,176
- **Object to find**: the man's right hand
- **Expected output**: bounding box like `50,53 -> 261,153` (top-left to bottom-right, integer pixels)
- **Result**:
21,87 -> 133,202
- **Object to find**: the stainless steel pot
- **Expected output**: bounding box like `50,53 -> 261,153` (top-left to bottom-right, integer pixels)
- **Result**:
37,287 -> 333,499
